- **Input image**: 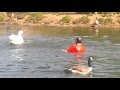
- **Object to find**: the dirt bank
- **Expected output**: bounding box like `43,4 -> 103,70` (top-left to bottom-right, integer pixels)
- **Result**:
2,13 -> 120,28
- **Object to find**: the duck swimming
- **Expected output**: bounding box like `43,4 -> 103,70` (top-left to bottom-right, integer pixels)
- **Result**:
9,30 -> 24,45
64,56 -> 93,75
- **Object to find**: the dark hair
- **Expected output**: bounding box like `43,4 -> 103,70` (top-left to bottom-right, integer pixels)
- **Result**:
75,37 -> 82,44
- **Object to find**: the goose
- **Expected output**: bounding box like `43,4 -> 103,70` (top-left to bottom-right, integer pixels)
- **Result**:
91,17 -> 99,28
9,30 -> 24,45
64,56 -> 93,75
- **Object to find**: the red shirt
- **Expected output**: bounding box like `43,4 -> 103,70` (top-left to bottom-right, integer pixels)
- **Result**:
66,44 -> 86,54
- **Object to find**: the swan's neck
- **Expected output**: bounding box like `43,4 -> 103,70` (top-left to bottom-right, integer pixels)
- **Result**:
18,33 -> 22,36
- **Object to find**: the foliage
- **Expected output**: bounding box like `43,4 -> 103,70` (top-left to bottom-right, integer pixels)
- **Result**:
0,13 -> 6,22
26,12 -> 45,23
15,14 -> 27,19
98,18 -> 113,25
73,16 -> 90,24
61,15 -> 72,23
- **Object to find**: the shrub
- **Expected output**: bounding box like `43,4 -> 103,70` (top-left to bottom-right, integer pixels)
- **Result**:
79,16 -> 90,24
16,14 -> 26,19
61,15 -> 72,23
98,18 -> 105,24
27,12 -> 45,23
98,18 -> 113,25
104,18 -> 113,24
73,16 -> 90,24
0,13 -> 6,22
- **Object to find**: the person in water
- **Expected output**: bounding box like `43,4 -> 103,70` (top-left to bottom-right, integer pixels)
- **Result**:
62,37 -> 86,61
63,37 -> 86,54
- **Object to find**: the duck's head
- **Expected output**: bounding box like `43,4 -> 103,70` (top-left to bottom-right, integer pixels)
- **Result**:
88,56 -> 93,67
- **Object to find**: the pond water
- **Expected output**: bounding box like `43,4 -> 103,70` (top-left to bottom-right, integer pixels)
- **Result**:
0,25 -> 120,78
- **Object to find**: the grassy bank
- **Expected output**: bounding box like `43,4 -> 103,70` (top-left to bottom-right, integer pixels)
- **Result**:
1,12 -> 120,28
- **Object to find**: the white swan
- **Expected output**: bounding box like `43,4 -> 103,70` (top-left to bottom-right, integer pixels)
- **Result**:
9,30 -> 24,45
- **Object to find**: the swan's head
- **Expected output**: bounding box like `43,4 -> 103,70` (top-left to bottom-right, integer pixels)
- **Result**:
18,30 -> 23,35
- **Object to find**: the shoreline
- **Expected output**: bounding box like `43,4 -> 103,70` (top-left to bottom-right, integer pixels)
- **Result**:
1,13 -> 120,29
2,22 -> 120,29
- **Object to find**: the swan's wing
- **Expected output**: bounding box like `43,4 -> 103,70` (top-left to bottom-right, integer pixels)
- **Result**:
9,34 -> 15,40
9,34 -> 19,41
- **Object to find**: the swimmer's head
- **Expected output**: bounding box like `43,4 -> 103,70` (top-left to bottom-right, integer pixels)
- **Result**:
75,37 -> 82,44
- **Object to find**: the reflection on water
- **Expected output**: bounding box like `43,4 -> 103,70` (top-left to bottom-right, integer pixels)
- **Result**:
10,48 -> 25,61
95,28 -> 99,36
0,25 -> 120,78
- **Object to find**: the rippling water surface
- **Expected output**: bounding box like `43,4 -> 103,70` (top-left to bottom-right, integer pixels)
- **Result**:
0,25 -> 120,78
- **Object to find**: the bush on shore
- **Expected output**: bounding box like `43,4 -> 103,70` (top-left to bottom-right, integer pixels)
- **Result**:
61,15 -> 72,23
26,12 -> 45,23
73,16 -> 90,24
0,13 -> 6,22
98,18 -> 113,25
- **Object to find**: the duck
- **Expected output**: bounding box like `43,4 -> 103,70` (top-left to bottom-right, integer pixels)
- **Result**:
64,56 -> 93,75
9,30 -> 24,45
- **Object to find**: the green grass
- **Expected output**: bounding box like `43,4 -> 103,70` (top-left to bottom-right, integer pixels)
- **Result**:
26,12 -> 45,23
73,16 -> 90,24
0,13 -> 6,22
98,18 -> 113,25
61,15 -> 72,23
